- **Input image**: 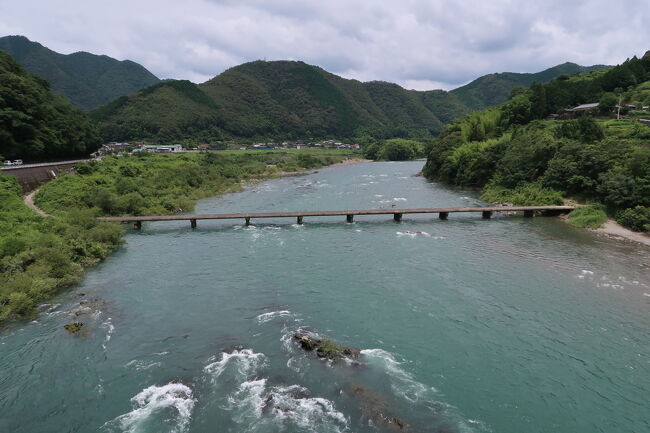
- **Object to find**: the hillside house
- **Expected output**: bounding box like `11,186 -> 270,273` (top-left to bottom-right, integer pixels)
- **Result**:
559,103 -> 599,119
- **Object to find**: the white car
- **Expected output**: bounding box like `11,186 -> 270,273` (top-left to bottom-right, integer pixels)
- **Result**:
3,160 -> 13,166
3,159 -> 23,166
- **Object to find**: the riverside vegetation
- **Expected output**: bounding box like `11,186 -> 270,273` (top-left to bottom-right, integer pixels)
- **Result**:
423,53 -> 650,232
0,150 -> 354,323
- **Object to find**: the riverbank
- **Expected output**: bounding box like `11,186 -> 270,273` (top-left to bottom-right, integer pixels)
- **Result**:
279,157 -> 371,176
594,219 -> 650,246
1,150 -> 358,323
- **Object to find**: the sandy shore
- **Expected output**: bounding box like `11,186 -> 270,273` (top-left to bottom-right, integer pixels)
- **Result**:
593,219 -> 650,247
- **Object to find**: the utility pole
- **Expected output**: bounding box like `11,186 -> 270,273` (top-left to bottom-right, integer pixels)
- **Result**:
617,94 -> 622,120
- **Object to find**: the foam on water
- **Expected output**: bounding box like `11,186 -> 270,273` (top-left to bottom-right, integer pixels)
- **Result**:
125,359 -> 162,371
101,318 -> 115,350
396,231 -> 434,238
361,349 -> 437,402
226,379 -> 348,432
256,310 -> 293,324
204,349 -> 267,380
101,382 -> 195,433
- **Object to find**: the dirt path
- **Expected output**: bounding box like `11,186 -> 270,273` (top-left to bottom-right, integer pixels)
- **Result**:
23,188 -> 50,217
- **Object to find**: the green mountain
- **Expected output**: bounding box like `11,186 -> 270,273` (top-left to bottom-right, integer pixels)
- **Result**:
450,62 -> 609,110
91,57 -> 611,144
0,51 -> 100,160
0,35 -> 160,110
93,60 -> 471,142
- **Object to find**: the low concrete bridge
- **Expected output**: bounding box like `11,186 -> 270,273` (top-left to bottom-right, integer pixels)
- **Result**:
98,206 -> 576,229
1,159 -> 88,192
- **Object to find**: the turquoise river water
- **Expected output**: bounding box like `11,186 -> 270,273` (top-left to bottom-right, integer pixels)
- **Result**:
1,161 -> 649,433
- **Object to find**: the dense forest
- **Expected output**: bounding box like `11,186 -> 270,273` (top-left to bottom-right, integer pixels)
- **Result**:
0,51 -> 101,161
0,150 -> 353,322
92,59 -> 605,144
0,36 -> 160,110
423,52 -> 650,232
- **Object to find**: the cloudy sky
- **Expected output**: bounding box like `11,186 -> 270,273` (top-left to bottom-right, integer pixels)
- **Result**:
1,0 -> 648,90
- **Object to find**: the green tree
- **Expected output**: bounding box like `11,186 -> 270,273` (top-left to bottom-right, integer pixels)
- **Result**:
598,92 -> 617,114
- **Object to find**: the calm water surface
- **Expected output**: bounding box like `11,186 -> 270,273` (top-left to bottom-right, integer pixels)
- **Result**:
1,161 -> 649,433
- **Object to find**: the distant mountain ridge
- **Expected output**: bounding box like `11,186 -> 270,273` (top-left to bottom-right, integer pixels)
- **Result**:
93,60 -> 472,142
450,62 -> 610,110
93,59 -> 608,143
0,35 -> 160,110
1,36 -> 609,142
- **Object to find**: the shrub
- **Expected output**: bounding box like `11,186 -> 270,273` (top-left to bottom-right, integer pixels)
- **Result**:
481,183 -> 564,206
567,204 -> 608,229
7,292 -> 34,316
616,206 -> 650,232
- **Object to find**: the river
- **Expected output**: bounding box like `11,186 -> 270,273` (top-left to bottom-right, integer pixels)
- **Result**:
1,161 -> 648,433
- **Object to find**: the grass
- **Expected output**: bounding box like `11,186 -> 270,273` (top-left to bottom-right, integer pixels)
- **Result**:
567,205 -> 608,229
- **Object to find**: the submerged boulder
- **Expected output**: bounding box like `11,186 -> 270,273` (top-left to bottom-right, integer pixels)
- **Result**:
346,383 -> 410,432
64,322 -> 84,334
293,333 -> 360,361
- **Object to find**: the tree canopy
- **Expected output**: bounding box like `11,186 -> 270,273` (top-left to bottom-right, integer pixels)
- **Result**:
0,51 -> 100,161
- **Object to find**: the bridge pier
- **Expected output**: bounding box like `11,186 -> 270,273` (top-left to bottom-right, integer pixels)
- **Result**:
523,210 -> 534,218
134,221 -> 142,230
482,211 -> 493,219
191,219 -> 197,229
393,213 -> 402,222
245,217 -> 251,226
439,212 -> 448,220
297,216 -> 304,225
346,214 -> 354,223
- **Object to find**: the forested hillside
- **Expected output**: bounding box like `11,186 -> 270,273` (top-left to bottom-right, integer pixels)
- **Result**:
93,61 -> 463,143
423,52 -> 650,231
450,62 -> 609,110
0,51 -> 100,161
0,35 -> 160,110
93,59 -> 604,144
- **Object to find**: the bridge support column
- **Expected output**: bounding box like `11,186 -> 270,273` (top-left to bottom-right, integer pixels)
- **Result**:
346,214 -> 354,223
245,217 -> 251,226
297,216 -> 303,225
191,219 -> 197,229
134,221 -> 142,230
523,210 -> 534,218
482,211 -> 493,219
439,212 -> 448,220
393,213 -> 402,222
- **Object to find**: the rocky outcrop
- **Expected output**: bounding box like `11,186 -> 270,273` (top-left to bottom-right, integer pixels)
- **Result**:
293,332 -> 360,361
64,322 -> 84,334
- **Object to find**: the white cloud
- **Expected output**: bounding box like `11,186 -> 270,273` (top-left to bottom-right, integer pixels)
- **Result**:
0,0 -> 648,89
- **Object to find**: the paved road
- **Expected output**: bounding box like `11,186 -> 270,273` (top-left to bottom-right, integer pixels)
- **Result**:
1,159 -> 89,170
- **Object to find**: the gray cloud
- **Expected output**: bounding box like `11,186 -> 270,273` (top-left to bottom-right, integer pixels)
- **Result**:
0,0 -> 648,90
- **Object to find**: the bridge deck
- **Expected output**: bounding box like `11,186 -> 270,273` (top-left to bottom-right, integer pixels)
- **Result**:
98,206 -> 575,226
